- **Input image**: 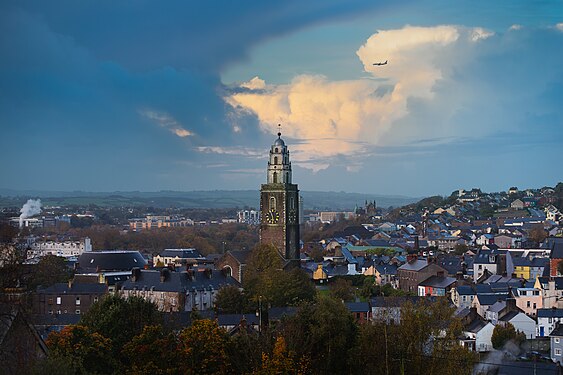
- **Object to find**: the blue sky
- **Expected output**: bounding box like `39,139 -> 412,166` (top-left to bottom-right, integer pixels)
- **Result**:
1,1 -> 562,197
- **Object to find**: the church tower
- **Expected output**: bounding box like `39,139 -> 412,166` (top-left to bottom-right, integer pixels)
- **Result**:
259,129 -> 300,267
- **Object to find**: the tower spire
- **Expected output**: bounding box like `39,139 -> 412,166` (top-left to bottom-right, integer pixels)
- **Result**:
277,123 -> 282,138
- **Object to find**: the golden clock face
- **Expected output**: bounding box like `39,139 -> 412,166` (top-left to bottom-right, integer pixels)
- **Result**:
266,209 -> 280,224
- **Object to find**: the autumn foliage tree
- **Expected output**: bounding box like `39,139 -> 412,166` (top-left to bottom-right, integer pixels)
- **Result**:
45,325 -> 115,374
122,325 -> 181,375
179,319 -> 231,375
255,336 -> 310,375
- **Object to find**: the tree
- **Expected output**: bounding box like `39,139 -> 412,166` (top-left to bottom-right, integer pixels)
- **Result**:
528,225 -> 547,245
214,285 -> 249,314
122,325 -> 181,375
244,244 -> 315,307
329,278 -> 354,301
277,297 -> 357,374
491,323 -> 525,349
255,336 -> 310,375
79,295 -> 162,355
28,255 -> 73,290
179,319 -> 231,374
359,276 -> 377,299
452,243 -> 469,255
0,243 -> 26,290
45,325 -> 115,374
352,298 -> 475,375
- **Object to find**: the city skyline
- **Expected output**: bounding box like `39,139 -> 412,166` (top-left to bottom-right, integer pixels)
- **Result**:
1,1 -> 562,197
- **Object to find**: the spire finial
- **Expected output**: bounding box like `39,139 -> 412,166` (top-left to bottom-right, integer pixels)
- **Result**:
277,123 -> 282,138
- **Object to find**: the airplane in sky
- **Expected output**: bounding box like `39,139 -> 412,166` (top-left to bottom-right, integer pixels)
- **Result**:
373,60 -> 388,66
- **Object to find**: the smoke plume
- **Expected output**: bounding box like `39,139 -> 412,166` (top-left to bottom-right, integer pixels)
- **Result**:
19,199 -> 42,228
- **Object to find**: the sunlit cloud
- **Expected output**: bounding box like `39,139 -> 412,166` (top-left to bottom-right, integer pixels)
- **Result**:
139,109 -> 194,138
225,25 -> 494,171
556,23 -> 563,32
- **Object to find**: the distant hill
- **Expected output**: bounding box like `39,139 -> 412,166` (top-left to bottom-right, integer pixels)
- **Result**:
0,189 -> 419,210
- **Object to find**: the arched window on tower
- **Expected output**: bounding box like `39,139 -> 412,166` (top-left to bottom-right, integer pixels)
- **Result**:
285,172 -> 289,183
290,196 -> 295,209
274,156 -> 278,165
275,148 -> 279,153
273,172 -> 278,183
269,196 -> 276,210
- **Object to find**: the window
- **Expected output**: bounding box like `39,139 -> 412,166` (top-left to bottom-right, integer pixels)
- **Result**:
527,301 -> 531,308
94,297 -> 98,303
478,265 -> 482,270
56,297 -> 61,305
75,309 -> 81,315
556,348 -> 562,356
76,297 -> 80,305
274,156 -> 278,164
273,172 -> 278,183
556,338 -> 560,344
269,196 -> 276,210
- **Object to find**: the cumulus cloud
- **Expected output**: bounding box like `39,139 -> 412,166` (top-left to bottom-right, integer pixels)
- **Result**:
556,23 -> 563,32
225,25 -> 494,171
140,109 -> 194,138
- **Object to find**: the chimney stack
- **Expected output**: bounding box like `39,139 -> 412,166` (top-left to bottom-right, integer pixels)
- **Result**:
160,268 -> 169,283
131,267 -> 141,282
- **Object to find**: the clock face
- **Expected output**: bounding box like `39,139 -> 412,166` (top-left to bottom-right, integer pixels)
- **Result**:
266,209 -> 280,224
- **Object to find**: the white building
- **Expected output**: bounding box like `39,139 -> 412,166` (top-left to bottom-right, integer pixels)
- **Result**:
237,210 -> 260,225
26,237 -> 92,259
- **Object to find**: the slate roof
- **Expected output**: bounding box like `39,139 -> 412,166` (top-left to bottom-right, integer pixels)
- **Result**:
375,264 -> 398,276
158,248 -> 203,259
37,282 -> 108,295
499,310 -> 520,322
345,302 -> 370,313
550,240 -> 563,259
550,324 -> 563,336
456,285 -> 476,295
228,250 -> 251,264
341,247 -> 358,264
476,294 -> 507,306
537,309 -> 563,318
398,259 -> 428,272
419,275 -> 456,289
121,269 -> 239,292
488,300 -> 506,313
77,250 -> 147,272
465,318 -> 487,333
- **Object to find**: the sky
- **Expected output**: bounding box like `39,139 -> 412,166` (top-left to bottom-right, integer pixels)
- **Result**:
1,0 -> 562,197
